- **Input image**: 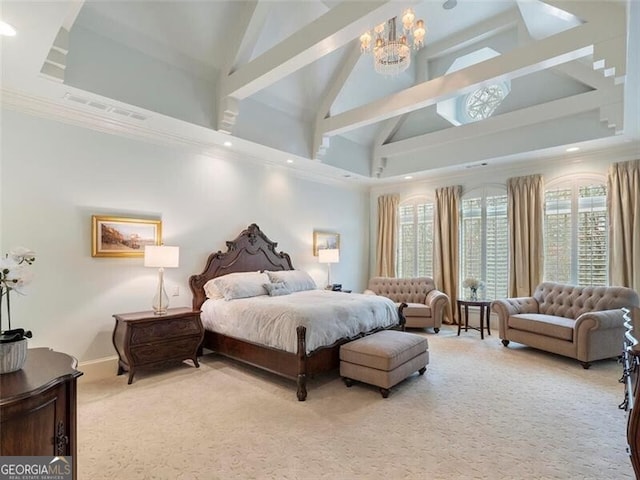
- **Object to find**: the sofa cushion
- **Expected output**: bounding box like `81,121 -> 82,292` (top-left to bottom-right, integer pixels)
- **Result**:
508,313 -> 575,341
400,302 -> 432,318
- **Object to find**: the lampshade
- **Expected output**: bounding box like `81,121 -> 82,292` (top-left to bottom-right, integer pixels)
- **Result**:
144,245 -> 179,268
318,248 -> 340,264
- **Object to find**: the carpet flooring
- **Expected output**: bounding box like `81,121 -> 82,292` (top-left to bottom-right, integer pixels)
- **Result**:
77,326 -> 633,479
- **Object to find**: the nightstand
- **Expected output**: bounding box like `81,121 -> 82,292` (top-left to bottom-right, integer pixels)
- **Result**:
112,307 -> 204,384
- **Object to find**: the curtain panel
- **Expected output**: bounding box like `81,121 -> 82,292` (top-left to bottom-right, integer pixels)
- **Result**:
434,185 -> 461,324
608,159 -> 640,290
376,194 -> 399,277
507,174 -> 544,297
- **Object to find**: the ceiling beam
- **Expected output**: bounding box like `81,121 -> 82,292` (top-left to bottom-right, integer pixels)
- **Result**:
419,7 -> 521,62
217,1 -> 269,133
372,116 -> 405,176
312,41 -> 361,160
221,1 -> 402,100
553,60 -> 615,90
321,20 -> 613,136
378,87 -> 619,158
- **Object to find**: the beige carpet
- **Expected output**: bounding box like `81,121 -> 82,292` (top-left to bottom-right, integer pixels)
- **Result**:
78,327 -> 633,479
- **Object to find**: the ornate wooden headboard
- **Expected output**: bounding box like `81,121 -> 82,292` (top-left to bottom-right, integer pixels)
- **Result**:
189,223 -> 294,310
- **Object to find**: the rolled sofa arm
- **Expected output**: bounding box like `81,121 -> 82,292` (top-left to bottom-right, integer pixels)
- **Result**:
575,309 -> 626,331
491,297 -> 539,319
425,289 -> 449,327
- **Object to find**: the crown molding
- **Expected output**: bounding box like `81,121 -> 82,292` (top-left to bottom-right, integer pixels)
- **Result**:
0,87 -> 370,192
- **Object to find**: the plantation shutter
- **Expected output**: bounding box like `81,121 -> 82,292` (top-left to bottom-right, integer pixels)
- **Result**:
577,185 -> 607,286
460,194 -> 508,299
544,182 -> 607,286
397,201 -> 434,278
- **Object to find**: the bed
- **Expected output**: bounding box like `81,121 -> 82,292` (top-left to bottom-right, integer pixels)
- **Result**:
189,223 -> 405,401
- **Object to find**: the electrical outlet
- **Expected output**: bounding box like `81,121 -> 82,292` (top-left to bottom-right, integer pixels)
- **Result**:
172,286 -> 180,297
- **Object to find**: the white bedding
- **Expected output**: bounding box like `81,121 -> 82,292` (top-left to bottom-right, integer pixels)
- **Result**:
200,290 -> 399,354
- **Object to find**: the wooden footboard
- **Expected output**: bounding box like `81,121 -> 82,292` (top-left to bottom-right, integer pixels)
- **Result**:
202,303 -> 406,401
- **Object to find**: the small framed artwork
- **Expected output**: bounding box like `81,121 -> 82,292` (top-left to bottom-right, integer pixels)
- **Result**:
313,231 -> 340,256
92,215 -> 162,258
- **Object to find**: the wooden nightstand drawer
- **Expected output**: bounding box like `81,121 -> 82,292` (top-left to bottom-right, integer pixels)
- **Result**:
112,307 -> 204,384
130,336 -> 200,364
130,316 -> 200,345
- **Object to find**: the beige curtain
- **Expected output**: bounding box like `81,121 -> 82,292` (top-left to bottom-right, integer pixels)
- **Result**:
434,185 -> 461,324
376,194 -> 399,277
507,174 -> 544,297
607,159 -> 640,290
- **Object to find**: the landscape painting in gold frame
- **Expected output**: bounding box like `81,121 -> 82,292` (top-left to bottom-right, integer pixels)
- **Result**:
313,231 -> 340,256
92,215 -> 162,258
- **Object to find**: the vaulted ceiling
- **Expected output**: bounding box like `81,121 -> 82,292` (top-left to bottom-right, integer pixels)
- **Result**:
1,0 -> 638,184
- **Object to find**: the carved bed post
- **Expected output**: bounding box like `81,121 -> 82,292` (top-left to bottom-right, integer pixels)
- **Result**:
398,302 -> 408,331
296,325 -> 308,401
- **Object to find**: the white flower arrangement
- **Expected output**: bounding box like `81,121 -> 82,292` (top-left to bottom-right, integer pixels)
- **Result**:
0,247 -> 36,341
462,277 -> 483,289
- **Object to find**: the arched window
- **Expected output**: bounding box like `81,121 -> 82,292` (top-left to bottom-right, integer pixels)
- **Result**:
460,186 -> 508,300
397,197 -> 434,278
544,176 -> 608,286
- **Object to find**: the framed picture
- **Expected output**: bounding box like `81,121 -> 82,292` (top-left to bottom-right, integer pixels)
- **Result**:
313,231 -> 340,256
92,215 -> 162,258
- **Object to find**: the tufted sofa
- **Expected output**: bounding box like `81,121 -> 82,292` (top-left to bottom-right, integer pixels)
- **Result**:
492,282 -> 640,368
365,277 -> 449,332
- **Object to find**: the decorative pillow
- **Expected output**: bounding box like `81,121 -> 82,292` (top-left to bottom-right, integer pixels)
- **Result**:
211,272 -> 270,300
203,279 -> 224,300
264,282 -> 291,297
266,270 -> 317,293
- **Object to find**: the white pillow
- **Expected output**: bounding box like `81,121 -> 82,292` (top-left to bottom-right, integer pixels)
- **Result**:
264,282 -> 291,297
266,270 -> 317,292
211,272 -> 270,301
203,279 -> 224,300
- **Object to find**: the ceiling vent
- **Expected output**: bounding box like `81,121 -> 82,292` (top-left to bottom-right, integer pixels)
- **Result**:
63,93 -> 148,121
464,162 -> 488,169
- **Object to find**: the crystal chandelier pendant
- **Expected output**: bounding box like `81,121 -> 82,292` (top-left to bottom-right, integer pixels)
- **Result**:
374,41 -> 410,75
361,10 -> 426,76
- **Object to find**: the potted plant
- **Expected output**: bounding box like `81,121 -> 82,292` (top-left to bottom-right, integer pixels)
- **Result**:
463,277 -> 483,301
0,247 -> 35,374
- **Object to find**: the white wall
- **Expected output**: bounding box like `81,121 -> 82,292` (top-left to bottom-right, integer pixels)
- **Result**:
0,109 -> 370,362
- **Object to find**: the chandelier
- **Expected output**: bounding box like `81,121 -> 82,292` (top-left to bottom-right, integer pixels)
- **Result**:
360,8 -> 426,76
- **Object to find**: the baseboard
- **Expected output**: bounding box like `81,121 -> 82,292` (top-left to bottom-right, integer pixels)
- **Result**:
78,356 -> 119,383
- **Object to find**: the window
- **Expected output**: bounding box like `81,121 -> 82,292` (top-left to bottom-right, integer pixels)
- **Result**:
397,199 -> 434,278
460,190 -> 508,299
544,181 -> 607,286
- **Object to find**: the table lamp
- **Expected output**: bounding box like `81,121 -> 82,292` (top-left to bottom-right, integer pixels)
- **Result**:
144,245 -> 179,315
318,248 -> 339,289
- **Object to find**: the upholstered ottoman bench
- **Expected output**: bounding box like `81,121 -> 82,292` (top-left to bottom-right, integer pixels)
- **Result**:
340,330 -> 429,398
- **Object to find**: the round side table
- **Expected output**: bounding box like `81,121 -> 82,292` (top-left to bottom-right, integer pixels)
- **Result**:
457,298 -> 492,339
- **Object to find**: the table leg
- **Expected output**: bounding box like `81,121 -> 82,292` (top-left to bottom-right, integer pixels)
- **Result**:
479,304 -> 485,340
464,305 -> 469,332
486,305 -> 492,336
457,301 -> 462,336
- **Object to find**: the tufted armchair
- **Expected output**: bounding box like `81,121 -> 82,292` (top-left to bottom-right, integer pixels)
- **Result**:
491,282 -> 639,368
365,277 -> 449,332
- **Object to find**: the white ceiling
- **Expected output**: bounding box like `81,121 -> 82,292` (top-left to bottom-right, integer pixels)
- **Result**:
1,0 -> 638,185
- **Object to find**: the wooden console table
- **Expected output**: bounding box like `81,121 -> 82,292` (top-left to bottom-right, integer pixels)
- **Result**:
0,348 -> 83,479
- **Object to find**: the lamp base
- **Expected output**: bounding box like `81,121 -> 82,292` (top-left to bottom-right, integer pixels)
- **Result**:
152,270 -> 170,315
